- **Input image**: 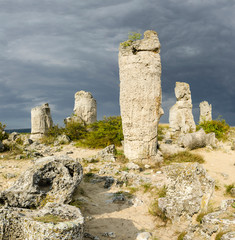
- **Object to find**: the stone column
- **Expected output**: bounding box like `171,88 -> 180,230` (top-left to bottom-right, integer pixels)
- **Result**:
199,101 -> 212,122
30,103 -> 53,140
73,91 -> 97,124
119,30 -> 163,162
169,82 -> 196,134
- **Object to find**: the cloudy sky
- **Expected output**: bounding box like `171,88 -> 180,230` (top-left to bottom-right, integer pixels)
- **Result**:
0,0 -> 234,129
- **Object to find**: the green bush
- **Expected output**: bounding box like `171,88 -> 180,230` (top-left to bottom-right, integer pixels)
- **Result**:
0,122 -> 8,141
64,121 -> 87,141
120,32 -> 142,47
197,117 -> 230,140
79,116 -> 123,148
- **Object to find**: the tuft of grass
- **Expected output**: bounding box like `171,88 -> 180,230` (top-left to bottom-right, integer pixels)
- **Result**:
164,151 -> 205,164
177,231 -> 187,240
215,231 -> 228,240
115,149 -> 129,164
225,183 -> 235,196
196,212 -> 206,224
142,183 -> 154,193
127,187 -> 139,194
149,199 -> 168,223
33,214 -> 66,223
157,185 -> 167,198
69,199 -> 85,209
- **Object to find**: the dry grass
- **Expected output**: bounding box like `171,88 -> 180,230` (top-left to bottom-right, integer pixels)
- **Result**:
164,151 -> 205,164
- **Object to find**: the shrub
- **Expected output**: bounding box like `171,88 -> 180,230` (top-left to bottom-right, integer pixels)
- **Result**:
120,32 -> 142,47
64,121 -> 87,141
197,117 -> 230,140
163,151 -> 205,164
79,116 -> 123,148
0,122 -> 8,141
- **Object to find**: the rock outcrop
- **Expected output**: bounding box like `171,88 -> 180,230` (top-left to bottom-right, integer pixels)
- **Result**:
184,199 -> 235,240
0,203 -> 84,240
119,30 -> 163,162
67,90 -> 97,125
0,155 -> 83,208
158,163 -> 214,222
169,82 -> 196,134
199,101 -> 212,123
178,129 -> 216,150
30,103 -> 53,140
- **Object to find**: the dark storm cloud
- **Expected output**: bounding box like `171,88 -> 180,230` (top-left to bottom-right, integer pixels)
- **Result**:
0,0 -> 234,128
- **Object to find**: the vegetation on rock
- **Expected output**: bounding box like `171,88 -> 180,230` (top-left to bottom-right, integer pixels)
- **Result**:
120,32 -> 142,47
197,117 -> 230,140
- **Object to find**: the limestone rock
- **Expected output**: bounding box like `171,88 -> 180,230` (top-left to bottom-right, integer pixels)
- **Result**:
0,203 -> 84,240
136,232 -> 152,240
73,90 -> 97,124
169,82 -> 196,134
119,30 -> 163,162
0,155 -> 83,208
178,129 -> 216,150
30,103 -> 53,140
199,101 -> 212,122
158,163 -> 214,222
159,143 -> 185,155
184,199 -> 235,240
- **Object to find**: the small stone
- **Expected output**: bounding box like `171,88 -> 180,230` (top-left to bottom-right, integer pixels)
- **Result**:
104,176 -> 115,189
102,232 -> 116,238
112,193 -> 125,203
136,232 -> 152,240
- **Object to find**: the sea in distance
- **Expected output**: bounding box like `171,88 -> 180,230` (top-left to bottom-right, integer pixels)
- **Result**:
5,128 -> 31,134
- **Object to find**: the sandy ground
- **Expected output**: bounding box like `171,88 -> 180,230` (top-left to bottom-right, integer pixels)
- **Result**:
0,144 -> 234,240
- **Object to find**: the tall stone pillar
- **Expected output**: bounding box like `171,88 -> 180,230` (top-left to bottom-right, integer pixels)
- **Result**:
169,82 -> 196,134
119,30 -> 163,162
30,103 -> 53,140
73,91 -> 97,124
199,101 -> 212,122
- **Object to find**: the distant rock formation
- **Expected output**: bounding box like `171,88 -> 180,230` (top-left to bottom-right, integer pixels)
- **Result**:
119,30 -> 164,162
65,90 -> 97,125
30,103 -> 53,140
199,101 -> 212,122
169,82 -> 196,134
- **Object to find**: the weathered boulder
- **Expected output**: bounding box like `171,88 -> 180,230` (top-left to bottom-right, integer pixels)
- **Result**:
30,103 -> 53,141
199,101 -> 212,123
178,129 -> 216,150
119,30 -> 163,162
0,155 -> 83,208
158,163 -> 214,222
73,90 -> 97,124
159,143 -> 185,155
169,82 -> 196,134
184,199 -> 235,240
0,203 -> 84,240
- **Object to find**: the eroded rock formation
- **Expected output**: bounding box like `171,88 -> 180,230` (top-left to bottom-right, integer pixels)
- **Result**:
72,90 -> 97,124
0,203 -> 84,240
30,103 -> 53,140
178,129 -> 216,150
119,30 -> 164,162
0,155 -> 83,208
158,163 -> 214,222
199,101 -> 212,123
169,82 -> 196,134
